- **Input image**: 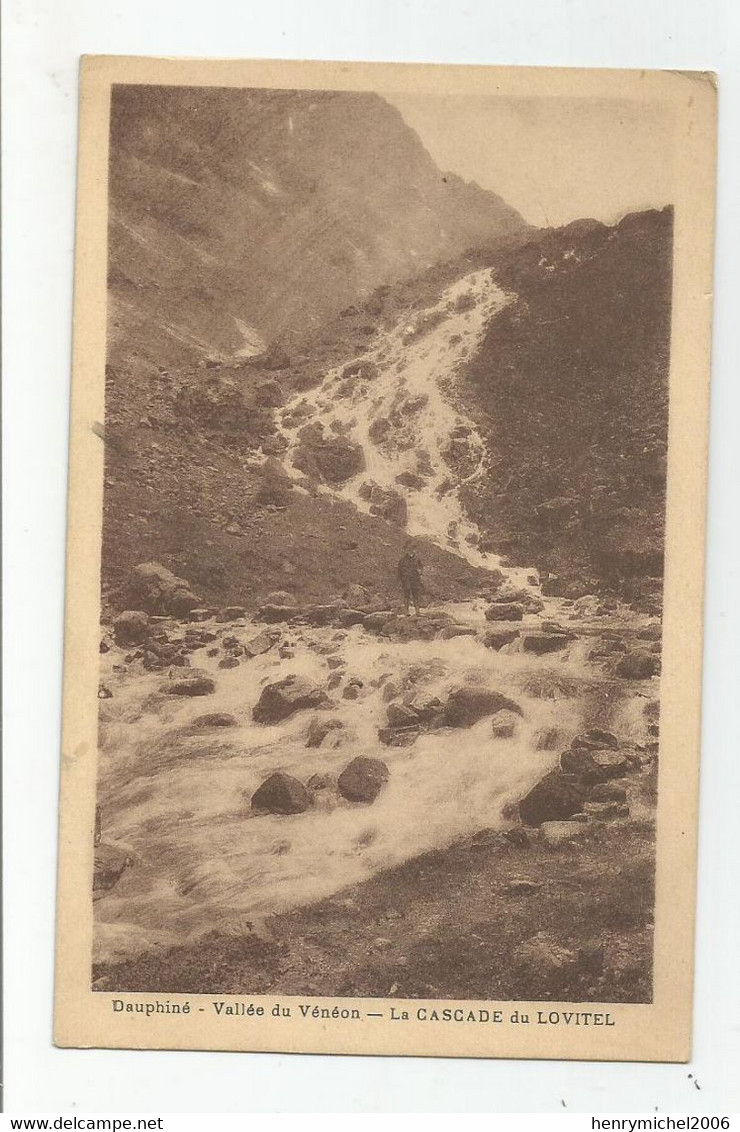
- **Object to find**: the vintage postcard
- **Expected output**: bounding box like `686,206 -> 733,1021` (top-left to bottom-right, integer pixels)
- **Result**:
55,57 -> 716,1060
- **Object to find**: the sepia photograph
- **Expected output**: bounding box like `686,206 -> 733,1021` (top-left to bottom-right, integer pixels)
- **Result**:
54,57 -> 716,1060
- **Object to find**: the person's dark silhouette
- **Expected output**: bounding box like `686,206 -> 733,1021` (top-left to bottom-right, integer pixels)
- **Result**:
397,547 -> 423,615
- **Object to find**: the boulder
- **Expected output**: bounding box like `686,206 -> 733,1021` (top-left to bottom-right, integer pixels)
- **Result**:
386,702 -> 419,728
363,610 -> 394,632
616,651 -> 660,679
244,631 -> 277,658
485,602 -> 524,622
589,781 -> 628,802
519,771 -> 587,826
591,750 -> 632,778
395,471 -> 425,490
337,756 -> 390,803
251,772 -> 311,815
192,712 -> 237,728
187,609 -> 216,622
443,686 -> 522,728
560,748 -> 604,783
405,692 -> 443,722
162,674 -> 216,697
121,562 -> 200,617
93,843 -> 131,894
637,623 -> 662,641
306,715 -> 345,747
252,675 -> 330,723
344,583 -> 370,608
522,633 -> 571,655
112,610 -> 150,646
219,657 -> 240,669
380,614 -> 453,642
491,709 -> 520,739
481,628 -> 520,651
438,624 -> 478,640
293,428 -> 365,484
378,726 -> 419,747
258,604 -> 299,624
367,486 -> 407,527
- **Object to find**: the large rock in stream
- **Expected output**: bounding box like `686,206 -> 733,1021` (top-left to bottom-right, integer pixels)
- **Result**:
519,771 -> 587,826
251,772 -> 311,815
337,756 -> 390,803
443,686 -> 522,728
112,610 -> 150,646
121,562 -> 200,617
252,675 -> 330,723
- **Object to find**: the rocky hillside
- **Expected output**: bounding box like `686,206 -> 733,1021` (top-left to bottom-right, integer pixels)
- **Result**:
458,207 -> 673,609
107,85 -> 528,370
102,208 -> 672,614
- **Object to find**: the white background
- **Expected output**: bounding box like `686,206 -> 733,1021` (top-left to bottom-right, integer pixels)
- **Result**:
3,0 -> 739,1114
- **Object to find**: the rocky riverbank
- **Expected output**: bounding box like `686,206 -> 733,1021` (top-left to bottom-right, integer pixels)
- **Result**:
93,559 -> 659,1000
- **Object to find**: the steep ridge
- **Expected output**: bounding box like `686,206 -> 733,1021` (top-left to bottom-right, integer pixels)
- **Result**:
108,86 -> 528,370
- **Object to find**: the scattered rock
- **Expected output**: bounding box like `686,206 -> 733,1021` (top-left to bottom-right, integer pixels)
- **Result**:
344,583 -> 371,607
615,651 -> 660,679
636,623 -> 662,641
251,772 -> 311,815
386,702 -> 419,728
481,628 -> 520,651
252,675 -> 330,723
443,686 -> 522,728
266,591 -> 296,607
338,756 -> 390,803
162,674 -> 216,697
491,709 -> 521,739
112,610 -> 150,646
485,602 -> 525,622
502,827 -> 530,848
192,713 -> 237,728
121,562 -> 200,618
244,631 -> 277,658
293,426 -> 365,484
522,633 -> 571,655
258,604 -> 300,624
363,611 -> 394,632
519,771 -> 587,826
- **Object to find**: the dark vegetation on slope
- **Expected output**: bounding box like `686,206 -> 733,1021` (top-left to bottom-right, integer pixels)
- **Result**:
457,208 -> 673,610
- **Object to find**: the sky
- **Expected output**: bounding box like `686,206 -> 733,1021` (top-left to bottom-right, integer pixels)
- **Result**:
387,93 -> 674,228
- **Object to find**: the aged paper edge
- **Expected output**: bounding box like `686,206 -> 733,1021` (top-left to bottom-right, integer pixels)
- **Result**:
53,55 -> 717,1061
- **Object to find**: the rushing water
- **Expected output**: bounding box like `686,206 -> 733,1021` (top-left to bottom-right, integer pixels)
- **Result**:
95,270 -> 658,964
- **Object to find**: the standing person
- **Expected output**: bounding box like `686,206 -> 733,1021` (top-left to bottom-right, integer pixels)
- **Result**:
398,544 -> 424,615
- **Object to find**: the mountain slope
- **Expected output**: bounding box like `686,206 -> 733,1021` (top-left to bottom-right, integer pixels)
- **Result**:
457,207 -> 673,606
107,86 -> 528,369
